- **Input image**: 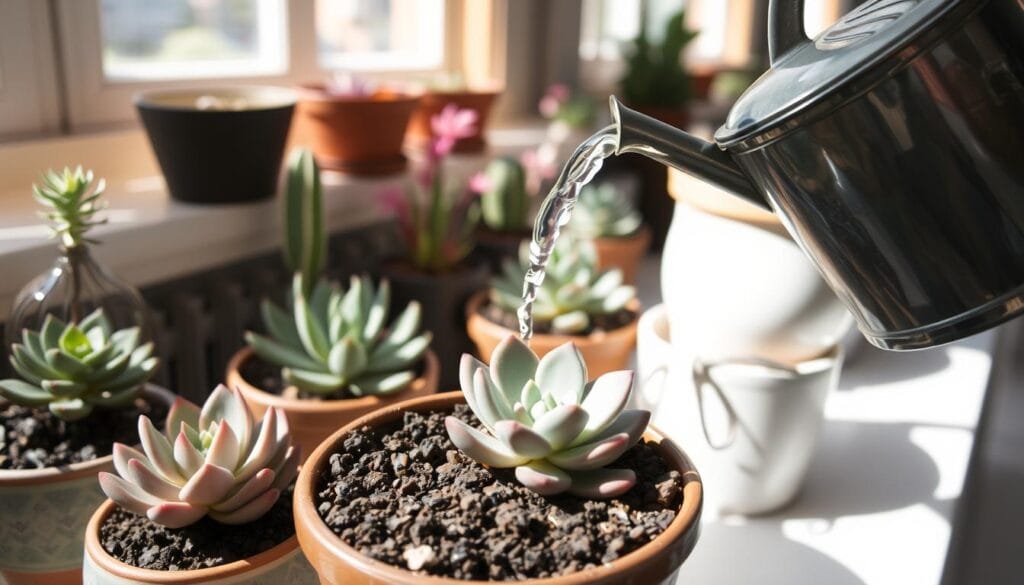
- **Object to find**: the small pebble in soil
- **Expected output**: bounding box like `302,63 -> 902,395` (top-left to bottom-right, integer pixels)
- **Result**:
480,301 -> 637,336
316,405 -> 684,581
100,487 -> 296,571
0,396 -> 168,470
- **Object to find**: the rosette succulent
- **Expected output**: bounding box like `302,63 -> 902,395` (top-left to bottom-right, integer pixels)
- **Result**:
245,274 -> 431,396
98,384 -> 299,528
490,238 -> 636,334
446,336 -> 650,498
0,309 -> 158,421
570,182 -> 643,239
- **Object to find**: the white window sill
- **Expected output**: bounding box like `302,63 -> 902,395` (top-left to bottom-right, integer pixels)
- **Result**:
0,124 -> 548,320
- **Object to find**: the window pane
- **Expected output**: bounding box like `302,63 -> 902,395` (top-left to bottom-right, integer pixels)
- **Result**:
99,0 -> 287,81
316,0 -> 445,71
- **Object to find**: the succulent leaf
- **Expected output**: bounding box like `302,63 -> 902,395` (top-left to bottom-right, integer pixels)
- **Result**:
0,309 -> 157,421
100,385 -> 296,528
248,275 -> 428,396
446,336 -> 651,498
568,182 -> 643,239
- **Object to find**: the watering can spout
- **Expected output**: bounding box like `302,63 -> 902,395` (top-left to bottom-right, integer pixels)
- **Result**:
609,96 -> 769,210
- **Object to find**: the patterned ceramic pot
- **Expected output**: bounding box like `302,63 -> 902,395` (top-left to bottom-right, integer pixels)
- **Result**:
82,500 -> 317,585
0,385 -> 175,585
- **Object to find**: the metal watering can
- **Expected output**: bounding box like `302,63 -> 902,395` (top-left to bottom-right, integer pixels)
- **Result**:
610,0 -> 1024,350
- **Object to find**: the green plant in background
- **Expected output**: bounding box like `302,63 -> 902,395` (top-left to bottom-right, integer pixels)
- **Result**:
0,309 -> 158,421
478,157 -> 530,232
490,238 -> 636,335
246,274 -> 431,396
34,166 -> 108,250
446,336 -> 650,498
619,10 -> 699,108
248,149 -> 431,396
539,84 -> 596,130
99,384 -> 299,528
569,182 -> 643,239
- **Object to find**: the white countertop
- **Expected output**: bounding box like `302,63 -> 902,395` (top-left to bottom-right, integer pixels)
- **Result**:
631,259 -> 996,585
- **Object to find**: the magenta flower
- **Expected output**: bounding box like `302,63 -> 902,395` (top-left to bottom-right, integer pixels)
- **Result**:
521,148 -> 558,195
431,104 -> 478,158
539,83 -> 570,118
469,171 -> 492,194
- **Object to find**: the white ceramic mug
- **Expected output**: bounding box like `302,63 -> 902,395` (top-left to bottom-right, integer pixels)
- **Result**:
636,304 -> 842,515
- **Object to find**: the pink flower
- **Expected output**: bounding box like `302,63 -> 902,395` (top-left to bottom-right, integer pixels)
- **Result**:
468,171 -> 492,193
539,84 -> 570,117
430,104 -> 478,158
521,148 -> 558,195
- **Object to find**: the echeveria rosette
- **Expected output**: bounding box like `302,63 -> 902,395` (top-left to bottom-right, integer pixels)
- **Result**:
0,309 -> 158,421
570,182 -> 643,239
445,336 -> 651,498
245,274 -> 431,396
98,384 -> 300,529
490,238 -> 636,334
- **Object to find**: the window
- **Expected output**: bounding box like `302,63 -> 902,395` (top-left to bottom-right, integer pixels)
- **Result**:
316,0 -> 446,71
0,0 -> 61,140
99,0 -> 288,81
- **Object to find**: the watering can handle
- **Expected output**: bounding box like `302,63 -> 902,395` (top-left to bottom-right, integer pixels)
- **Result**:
769,0 -> 810,65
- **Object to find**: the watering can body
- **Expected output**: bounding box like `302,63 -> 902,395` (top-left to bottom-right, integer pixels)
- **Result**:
613,0 -> 1024,350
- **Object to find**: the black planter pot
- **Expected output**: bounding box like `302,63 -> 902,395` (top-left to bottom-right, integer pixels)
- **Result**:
378,260 -> 490,389
136,86 -> 296,205
474,227 -> 530,272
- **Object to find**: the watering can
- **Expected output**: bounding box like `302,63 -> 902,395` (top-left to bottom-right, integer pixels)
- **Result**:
611,0 -> 1024,350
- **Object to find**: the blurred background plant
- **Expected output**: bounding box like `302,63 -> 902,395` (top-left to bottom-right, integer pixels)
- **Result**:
569,182 -> 643,239
539,83 -> 596,130
619,10 -> 698,109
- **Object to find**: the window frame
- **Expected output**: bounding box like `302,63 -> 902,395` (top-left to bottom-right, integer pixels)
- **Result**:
0,0 -> 62,141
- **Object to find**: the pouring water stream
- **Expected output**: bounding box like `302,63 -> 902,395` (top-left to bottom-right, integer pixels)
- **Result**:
517,125 -> 618,341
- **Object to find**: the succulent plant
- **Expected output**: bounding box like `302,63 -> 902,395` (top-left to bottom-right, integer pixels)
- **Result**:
490,238 -> 636,335
0,309 -> 158,421
620,10 -> 699,108
479,157 -> 530,232
569,182 -> 643,239
446,336 -> 650,498
33,166 -> 107,249
246,274 -> 431,396
99,384 -> 299,528
283,149 -> 325,297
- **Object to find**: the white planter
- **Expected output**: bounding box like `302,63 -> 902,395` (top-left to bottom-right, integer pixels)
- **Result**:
636,304 -> 842,515
661,174 -> 853,364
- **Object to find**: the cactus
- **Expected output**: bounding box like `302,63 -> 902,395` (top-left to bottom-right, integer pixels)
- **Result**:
284,149 -> 325,297
0,309 -> 158,421
570,182 -> 643,238
479,157 -> 530,232
490,238 -> 636,335
620,10 -> 699,108
446,336 -> 650,498
246,274 -> 431,396
98,384 -> 299,528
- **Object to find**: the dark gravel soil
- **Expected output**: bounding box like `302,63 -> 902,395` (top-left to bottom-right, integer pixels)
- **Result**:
480,301 -> 637,337
240,354 -> 426,401
316,405 -> 683,581
100,486 -> 296,571
0,396 -> 168,470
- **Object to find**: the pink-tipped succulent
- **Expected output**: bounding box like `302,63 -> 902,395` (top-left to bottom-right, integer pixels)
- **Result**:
98,384 -> 300,529
445,336 -> 650,499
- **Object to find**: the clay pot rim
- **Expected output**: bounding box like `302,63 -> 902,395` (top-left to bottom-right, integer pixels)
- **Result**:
227,347 -> 440,416
465,291 -> 642,348
296,83 -> 423,104
422,84 -> 503,98
84,498 -> 300,584
295,391 -> 702,585
591,223 -> 652,245
0,384 -> 176,486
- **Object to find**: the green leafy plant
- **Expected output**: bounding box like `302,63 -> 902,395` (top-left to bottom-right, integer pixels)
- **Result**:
478,157 -> 530,232
33,166 -> 107,249
490,239 -> 636,334
446,336 -> 650,498
569,182 -> 643,238
246,274 -> 431,396
0,309 -> 158,421
539,84 -> 595,130
619,10 -> 699,108
99,384 -> 299,528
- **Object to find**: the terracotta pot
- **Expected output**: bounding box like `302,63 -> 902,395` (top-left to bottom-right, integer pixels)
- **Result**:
291,85 -> 421,175
0,385 -> 176,585
406,88 -> 500,153
294,391 -> 703,585
592,225 -> 652,285
473,227 -> 530,273
377,261 -> 490,390
82,499 -> 316,584
465,291 -> 640,378
227,348 -> 440,459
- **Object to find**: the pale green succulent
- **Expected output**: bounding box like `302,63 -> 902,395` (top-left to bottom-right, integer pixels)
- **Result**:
99,384 -> 299,528
0,309 -> 158,421
570,182 -> 643,238
490,238 -> 636,334
245,274 -> 431,396
446,336 -> 650,498
33,166 -> 107,249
